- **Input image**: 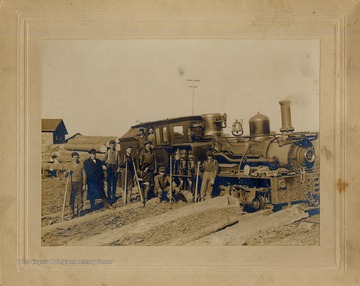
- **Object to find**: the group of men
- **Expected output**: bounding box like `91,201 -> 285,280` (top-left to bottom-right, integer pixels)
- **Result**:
65,129 -> 218,220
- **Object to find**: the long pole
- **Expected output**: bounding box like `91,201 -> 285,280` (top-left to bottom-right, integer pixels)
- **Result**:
124,160 -> 128,205
169,155 -> 173,203
62,174 -> 70,221
187,79 -> 200,115
132,161 -> 144,205
195,162 -> 200,203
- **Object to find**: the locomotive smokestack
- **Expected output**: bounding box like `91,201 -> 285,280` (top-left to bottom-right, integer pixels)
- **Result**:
279,100 -> 294,132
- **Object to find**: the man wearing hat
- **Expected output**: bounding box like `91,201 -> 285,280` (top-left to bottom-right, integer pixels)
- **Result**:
199,150 -> 219,201
147,127 -> 156,147
137,128 -> 146,154
66,152 -> 86,218
119,146 -> 136,204
102,140 -> 120,203
153,167 -> 177,202
138,141 -> 156,203
84,149 -> 111,210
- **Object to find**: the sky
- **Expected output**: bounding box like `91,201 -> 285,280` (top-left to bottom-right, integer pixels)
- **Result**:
42,39 -> 319,137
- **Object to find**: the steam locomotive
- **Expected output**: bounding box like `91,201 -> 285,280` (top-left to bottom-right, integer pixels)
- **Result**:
119,101 -> 320,212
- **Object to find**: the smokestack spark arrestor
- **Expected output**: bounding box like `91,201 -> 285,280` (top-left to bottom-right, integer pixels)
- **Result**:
279,100 -> 294,132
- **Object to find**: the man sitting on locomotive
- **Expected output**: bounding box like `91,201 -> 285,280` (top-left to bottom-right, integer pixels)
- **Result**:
199,150 -> 219,201
153,167 -> 179,202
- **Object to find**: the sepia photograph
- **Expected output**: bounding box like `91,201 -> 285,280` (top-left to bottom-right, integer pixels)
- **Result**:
2,1 -> 360,285
41,39 -> 321,247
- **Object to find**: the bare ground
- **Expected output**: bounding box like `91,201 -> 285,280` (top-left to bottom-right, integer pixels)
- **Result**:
244,215 -> 320,246
41,177 -> 320,246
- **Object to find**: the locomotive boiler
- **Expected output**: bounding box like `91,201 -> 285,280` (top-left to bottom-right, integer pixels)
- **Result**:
119,100 -> 320,212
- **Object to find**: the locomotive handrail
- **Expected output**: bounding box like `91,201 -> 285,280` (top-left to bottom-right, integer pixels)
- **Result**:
217,149 -> 260,159
221,136 -> 249,145
213,152 -> 243,163
238,140 -> 253,172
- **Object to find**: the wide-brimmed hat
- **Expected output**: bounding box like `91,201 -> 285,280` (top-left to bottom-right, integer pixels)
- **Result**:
88,149 -> 96,154
206,150 -> 214,156
159,167 -> 166,172
71,151 -> 80,157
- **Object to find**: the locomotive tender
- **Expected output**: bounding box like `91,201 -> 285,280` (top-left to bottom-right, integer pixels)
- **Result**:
119,101 -> 320,212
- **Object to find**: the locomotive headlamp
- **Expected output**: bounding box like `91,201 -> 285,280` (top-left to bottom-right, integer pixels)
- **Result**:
293,146 -> 316,168
305,149 -> 315,163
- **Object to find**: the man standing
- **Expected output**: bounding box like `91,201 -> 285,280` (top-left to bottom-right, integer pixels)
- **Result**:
153,167 -> 178,202
119,146 -> 136,204
84,149 -> 111,210
66,152 -> 86,218
137,128 -> 146,154
147,127 -> 156,147
199,150 -> 219,201
103,140 -> 120,203
138,141 -> 156,203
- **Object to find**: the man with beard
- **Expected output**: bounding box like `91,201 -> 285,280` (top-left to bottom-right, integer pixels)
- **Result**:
83,149 -> 111,210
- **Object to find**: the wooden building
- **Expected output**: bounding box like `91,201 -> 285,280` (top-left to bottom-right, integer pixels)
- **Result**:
42,119 -> 68,146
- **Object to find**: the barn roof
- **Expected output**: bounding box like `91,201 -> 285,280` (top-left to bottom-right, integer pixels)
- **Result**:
42,119 -> 68,134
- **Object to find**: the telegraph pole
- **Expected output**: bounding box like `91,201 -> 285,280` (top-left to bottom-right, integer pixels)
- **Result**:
187,79 -> 200,115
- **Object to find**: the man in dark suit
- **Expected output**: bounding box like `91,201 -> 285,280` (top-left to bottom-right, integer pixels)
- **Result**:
83,149 -> 111,210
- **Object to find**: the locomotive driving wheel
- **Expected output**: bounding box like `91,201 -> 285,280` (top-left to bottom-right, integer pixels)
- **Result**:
251,197 -> 262,211
245,195 -> 265,212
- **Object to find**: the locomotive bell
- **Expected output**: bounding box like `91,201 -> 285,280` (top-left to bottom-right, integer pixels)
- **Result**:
249,113 -> 270,136
232,119 -> 244,136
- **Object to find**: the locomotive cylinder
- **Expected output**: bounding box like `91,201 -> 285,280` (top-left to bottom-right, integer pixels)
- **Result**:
279,100 -> 294,132
249,113 -> 270,136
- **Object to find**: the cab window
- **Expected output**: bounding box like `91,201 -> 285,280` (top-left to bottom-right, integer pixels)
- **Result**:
174,126 -> 184,138
162,126 -> 168,143
155,128 -> 161,145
